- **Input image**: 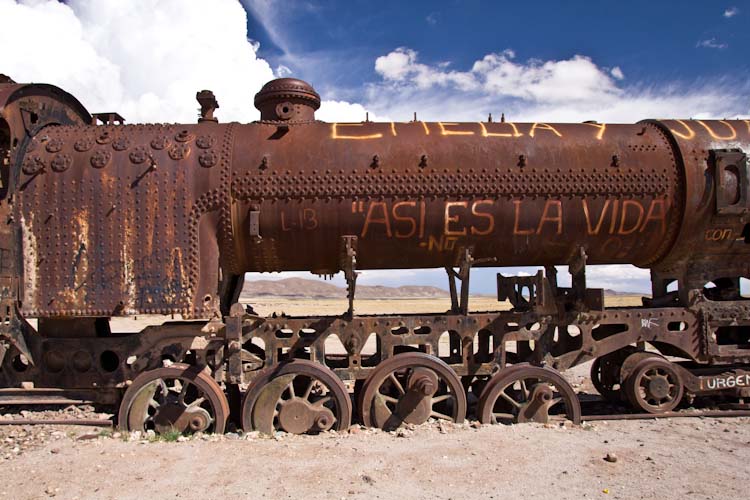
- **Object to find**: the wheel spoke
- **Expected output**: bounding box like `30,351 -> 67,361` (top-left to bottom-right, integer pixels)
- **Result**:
178,380 -> 190,406
389,373 -> 405,395
382,395 -> 399,405
313,395 -> 332,407
155,379 -> 169,403
430,410 -> 452,421
431,394 -> 452,404
302,379 -> 315,400
492,412 -> 515,422
500,390 -> 522,409
186,396 -> 206,409
519,380 -> 529,400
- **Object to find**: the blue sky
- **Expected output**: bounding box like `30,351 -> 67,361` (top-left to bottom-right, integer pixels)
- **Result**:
2,0 -> 749,294
245,0 -> 748,91
242,0 -> 750,124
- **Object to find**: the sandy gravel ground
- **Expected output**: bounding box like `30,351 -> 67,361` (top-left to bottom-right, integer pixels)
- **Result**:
6,295 -> 747,500
0,417 -> 747,500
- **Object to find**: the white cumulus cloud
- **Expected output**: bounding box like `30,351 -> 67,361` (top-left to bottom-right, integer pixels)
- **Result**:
375,47 -> 480,92
0,0 -> 376,124
316,100 -> 387,123
724,6 -> 739,18
0,0 -> 276,123
375,48 -> 622,103
365,46 -> 748,123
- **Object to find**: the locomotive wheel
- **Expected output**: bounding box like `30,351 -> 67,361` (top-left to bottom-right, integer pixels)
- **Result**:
623,357 -> 684,414
242,359 -> 351,435
477,364 -> 581,425
590,347 -> 639,402
358,352 -> 466,430
590,357 -> 614,399
118,364 -> 229,435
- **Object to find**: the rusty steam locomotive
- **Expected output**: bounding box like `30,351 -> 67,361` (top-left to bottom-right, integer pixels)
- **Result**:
1,74 -> 749,434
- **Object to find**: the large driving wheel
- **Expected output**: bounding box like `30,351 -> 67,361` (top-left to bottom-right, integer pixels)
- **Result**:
118,364 -> 229,435
242,359 -> 351,435
477,364 -> 581,425
623,356 -> 683,414
358,352 -> 466,430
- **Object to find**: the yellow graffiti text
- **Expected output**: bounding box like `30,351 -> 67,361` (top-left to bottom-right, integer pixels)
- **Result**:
359,201 -> 427,239
419,234 -> 459,253
668,120 -> 695,140
443,200 -> 495,236
331,123 -> 383,140
584,122 -> 607,140
696,120 -> 737,140
479,122 -> 523,138
529,123 -> 562,138
581,199 -> 667,236
361,202 -> 392,238
705,228 -> 733,241
438,122 -> 475,136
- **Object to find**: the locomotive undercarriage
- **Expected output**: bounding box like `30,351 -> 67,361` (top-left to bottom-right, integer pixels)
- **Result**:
2,265 -> 750,435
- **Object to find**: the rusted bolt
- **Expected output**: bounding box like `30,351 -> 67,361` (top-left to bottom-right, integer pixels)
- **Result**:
413,376 -> 436,396
345,336 -> 360,354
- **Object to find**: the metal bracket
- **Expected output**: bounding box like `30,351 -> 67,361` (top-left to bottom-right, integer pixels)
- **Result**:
340,236 -> 358,317
712,149 -> 748,215
497,269 -> 555,314
225,303 -> 244,384
0,304 -> 34,366
446,247 -> 495,315
248,205 -> 261,240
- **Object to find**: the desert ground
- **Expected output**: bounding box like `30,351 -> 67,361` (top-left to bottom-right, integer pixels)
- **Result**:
2,295 -> 748,500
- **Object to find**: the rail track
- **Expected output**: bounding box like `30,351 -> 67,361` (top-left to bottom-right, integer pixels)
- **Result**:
0,397 -> 748,429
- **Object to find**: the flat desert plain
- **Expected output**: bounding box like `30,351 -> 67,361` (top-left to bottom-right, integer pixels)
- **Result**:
1,296 -> 748,500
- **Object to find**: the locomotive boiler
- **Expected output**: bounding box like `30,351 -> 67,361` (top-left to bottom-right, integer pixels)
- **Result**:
1,75 -> 749,435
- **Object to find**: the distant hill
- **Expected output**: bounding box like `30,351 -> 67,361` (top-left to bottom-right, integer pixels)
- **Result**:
241,277 -> 450,299
241,277 -> 641,299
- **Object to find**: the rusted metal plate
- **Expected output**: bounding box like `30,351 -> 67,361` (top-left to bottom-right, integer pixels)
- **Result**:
647,119 -> 750,290
15,123 -> 229,318
230,120 -> 682,273
8,78 -> 750,321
